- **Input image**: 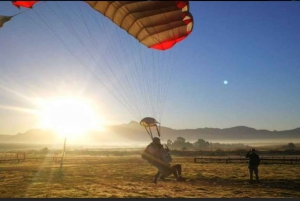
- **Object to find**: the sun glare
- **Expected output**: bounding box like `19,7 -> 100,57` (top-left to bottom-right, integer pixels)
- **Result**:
38,97 -> 104,138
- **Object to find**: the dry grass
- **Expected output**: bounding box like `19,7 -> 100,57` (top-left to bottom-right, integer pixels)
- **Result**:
0,156 -> 299,198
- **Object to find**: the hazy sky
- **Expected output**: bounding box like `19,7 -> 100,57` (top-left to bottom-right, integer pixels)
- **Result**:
0,1 -> 300,135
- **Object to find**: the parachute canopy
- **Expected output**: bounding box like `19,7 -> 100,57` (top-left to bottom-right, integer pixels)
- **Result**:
7,1 -> 194,51
85,1 -> 193,50
12,1 -> 38,8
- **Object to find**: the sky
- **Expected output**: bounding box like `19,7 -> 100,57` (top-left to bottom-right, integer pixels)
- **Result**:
0,1 -> 300,135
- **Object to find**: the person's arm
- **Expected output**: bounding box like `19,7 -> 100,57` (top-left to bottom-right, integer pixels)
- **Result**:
257,155 -> 261,166
148,145 -> 156,155
148,145 -> 161,159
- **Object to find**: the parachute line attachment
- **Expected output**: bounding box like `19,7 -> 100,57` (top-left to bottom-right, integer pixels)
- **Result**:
140,117 -> 161,140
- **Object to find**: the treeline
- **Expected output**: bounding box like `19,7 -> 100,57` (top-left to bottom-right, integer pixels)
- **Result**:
166,137 -> 250,151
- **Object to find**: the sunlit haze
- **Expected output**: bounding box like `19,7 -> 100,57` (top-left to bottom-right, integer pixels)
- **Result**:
37,97 -> 105,138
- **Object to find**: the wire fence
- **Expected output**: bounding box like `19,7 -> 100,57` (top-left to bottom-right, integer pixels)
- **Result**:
194,156 -> 300,165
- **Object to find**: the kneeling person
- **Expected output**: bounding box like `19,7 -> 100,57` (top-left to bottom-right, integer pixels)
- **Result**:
143,137 -> 186,184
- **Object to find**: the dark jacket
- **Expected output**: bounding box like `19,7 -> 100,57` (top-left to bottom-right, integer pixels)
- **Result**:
141,142 -> 162,163
246,152 -> 260,167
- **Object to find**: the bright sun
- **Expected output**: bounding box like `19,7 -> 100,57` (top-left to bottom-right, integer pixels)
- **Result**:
38,97 -> 103,138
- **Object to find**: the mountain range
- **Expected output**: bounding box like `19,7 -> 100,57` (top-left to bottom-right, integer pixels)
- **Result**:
0,121 -> 299,146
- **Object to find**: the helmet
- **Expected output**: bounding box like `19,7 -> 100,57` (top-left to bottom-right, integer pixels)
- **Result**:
153,137 -> 160,143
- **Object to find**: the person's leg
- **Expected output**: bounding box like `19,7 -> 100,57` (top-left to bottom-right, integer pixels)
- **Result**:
172,164 -> 182,177
254,166 -> 259,182
153,170 -> 161,184
159,174 -> 166,181
249,167 -> 253,183
171,164 -> 186,182
160,166 -> 172,180
167,166 -> 178,178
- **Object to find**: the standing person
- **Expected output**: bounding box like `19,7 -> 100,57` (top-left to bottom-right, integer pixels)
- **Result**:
246,148 -> 261,183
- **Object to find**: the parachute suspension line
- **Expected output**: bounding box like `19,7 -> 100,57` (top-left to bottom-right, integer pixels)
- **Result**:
84,3 -> 146,121
157,3 -> 184,124
132,45 -> 149,120
144,127 -> 154,141
161,1 -> 194,123
134,3 -> 161,120
27,2 -> 140,120
90,14 -> 139,113
88,1 -> 159,121
157,51 -> 166,123
104,10 -> 147,121
75,3 -> 142,120
141,2 -> 187,123
140,117 -> 161,142
135,45 -> 155,119
25,3 -> 95,74
80,5 -> 141,121
130,10 -> 155,119
159,43 -> 187,123
152,49 -> 159,119
131,32 -> 156,120
82,2 -> 145,121
12,1 -> 46,17
150,27 -> 161,120
106,3 -> 143,113
136,8 -> 157,119
159,2 -> 192,122
55,2 -> 141,120
155,6 -> 171,122
156,124 -> 161,138
21,8 -> 58,44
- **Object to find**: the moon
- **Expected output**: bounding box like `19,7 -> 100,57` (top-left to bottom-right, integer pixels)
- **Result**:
223,80 -> 228,85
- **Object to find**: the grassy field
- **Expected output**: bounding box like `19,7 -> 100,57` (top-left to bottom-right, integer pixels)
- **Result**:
0,155 -> 299,198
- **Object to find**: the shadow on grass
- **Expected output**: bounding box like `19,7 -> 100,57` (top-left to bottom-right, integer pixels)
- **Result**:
260,179 -> 300,191
189,176 -> 300,191
52,167 -> 64,180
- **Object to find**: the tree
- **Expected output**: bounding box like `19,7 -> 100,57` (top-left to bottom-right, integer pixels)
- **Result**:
287,142 -> 295,150
176,137 -> 186,143
170,137 -> 194,150
41,147 -> 49,154
167,139 -> 173,147
193,139 -> 210,149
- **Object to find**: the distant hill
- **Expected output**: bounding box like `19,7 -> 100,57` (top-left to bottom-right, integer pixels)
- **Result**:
0,121 -> 299,145
0,129 -> 57,143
